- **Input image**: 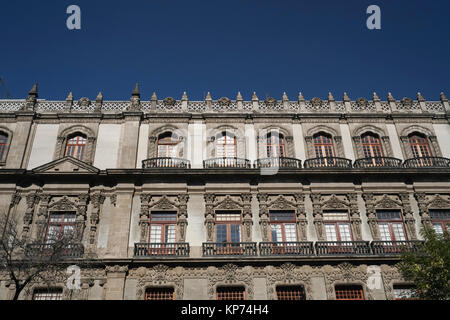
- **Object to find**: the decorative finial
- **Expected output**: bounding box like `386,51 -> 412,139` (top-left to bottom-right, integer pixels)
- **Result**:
343,92 -> 350,102
151,92 -> 157,101
66,92 -> 73,101
96,92 -> 103,101
282,92 -> 289,101
29,83 -> 38,97
252,92 -> 258,100
132,83 -> 140,97
298,92 -> 305,101
182,92 -> 188,100
237,91 -> 243,100
373,92 -> 380,101
328,92 -> 335,101
206,92 -> 212,100
440,92 -> 448,102
417,92 -> 425,102
388,92 -> 395,102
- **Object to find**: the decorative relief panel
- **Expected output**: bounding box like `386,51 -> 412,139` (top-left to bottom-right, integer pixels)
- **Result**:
414,193 -> 450,226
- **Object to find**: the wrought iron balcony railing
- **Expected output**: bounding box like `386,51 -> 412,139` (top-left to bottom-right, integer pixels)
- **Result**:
134,243 -> 190,257
142,157 -> 191,169
259,242 -> 314,256
403,157 -> 450,168
354,157 -> 403,168
315,241 -> 371,256
25,243 -> 84,259
203,157 -> 251,169
304,157 -> 352,169
255,157 -> 302,169
371,241 -> 424,255
202,242 -> 258,257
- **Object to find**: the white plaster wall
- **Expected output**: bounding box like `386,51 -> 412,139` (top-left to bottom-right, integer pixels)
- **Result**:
27,124 -> 59,169
305,194 -> 318,241
191,121 -> 204,169
433,124 -> 450,158
387,123 -> 404,159
187,123 -> 194,165
245,124 -> 257,162
93,124 -> 121,169
251,194 -> 262,242
135,124 -> 149,168
185,193 -> 206,246
339,124 -> 355,160
292,123 -> 306,160
128,195 -> 141,248
97,198 -> 111,249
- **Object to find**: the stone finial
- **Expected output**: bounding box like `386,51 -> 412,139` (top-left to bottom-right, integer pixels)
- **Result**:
252,92 -> 258,101
96,92 -> 103,102
388,92 -> 395,102
94,92 -> 103,112
205,92 -> 212,101
343,92 -> 350,102
151,92 -> 158,101
66,92 -> 73,101
28,83 -> 38,98
417,92 -> 425,102
373,92 -> 380,101
440,92 -> 448,102
298,92 -> 305,102
182,92 -> 188,101
328,92 -> 335,102
282,92 -> 289,101
236,91 -> 243,101
132,83 -> 140,97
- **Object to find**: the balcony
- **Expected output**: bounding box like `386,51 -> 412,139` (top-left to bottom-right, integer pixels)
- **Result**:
304,157 -> 352,169
354,157 -> 403,169
255,157 -> 302,169
25,243 -> 84,259
202,242 -> 258,257
203,157 -> 251,169
403,157 -> 450,168
315,241 -> 371,256
259,242 -> 314,256
134,243 -> 190,257
371,241 -> 424,255
142,157 -> 191,169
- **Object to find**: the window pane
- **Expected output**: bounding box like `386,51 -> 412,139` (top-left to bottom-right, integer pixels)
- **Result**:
284,224 -> 298,242
150,225 -> 162,243
325,224 -> 337,241
376,210 -> 402,221
270,211 -> 295,222
432,223 -> 444,235
165,225 -> 176,243
216,225 -> 227,243
379,224 -> 391,241
230,225 -> 241,243
271,224 -> 282,242
338,224 -> 352,241
392,223 -> 406,241
323,211 -> 349,221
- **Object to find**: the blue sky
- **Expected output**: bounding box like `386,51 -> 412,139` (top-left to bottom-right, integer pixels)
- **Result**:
0,0 -> 449,101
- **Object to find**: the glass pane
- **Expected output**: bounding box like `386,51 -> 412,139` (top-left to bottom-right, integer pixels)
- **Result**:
284,224 -> 298,242
338,224 -> 352,241
325,224 -> 337,241
230,225 -> 241,243
379,224 -> 391,241
432,223 -> 444,235
150,225 -> 162,243
392,223 -> 406,241
271,224 -> 282,242
216,225 -> 227,243
165,225 -> 176,243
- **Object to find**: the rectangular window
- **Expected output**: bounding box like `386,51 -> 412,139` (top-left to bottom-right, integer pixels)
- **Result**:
216,211 -> 241,243
149,212 -> 177,243
45,212 -> 76,244
276,286 -> 306,300
145,287 -> 174,300
32,288 -> 63,300
377,210 -> 406,241
429,210 -> 450,235
335,285 -> 364,300
269,211 -> 297,242
216,286 -> 246,300
393,285 -> 417,300
323,211 -> 352,242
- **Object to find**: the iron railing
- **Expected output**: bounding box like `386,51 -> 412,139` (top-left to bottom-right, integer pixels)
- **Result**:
259,242 -> 314,256
203,157 -> 251,169
354,157 -> 403,168
315,241 -> 371,256
25,243 -> 84,259
202,242 -> 258,257
134,243 -> 190,257
304,157 -> 352,169
255,157 -> 302,169
403,157 -> 450,168
371,241 -> 424,255
142,157 -> 191,169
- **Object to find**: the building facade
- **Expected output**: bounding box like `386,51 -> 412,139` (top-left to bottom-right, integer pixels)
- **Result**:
0,85 -> 449,300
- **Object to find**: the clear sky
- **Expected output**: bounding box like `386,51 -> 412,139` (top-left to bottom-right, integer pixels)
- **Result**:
0,0 -> 449,101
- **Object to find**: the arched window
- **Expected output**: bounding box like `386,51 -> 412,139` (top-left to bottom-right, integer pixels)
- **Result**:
216,132 -> 237,158
362,133 -> 383,159
0,131 -> 8,162
313,133 -> 334,158
266,131 -> 285,158
157,132 -> 179,158
409,133 -> 432,158
65,133 -> 87,161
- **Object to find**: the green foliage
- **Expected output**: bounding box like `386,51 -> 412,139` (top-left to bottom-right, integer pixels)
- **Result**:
398,225 -> 450,300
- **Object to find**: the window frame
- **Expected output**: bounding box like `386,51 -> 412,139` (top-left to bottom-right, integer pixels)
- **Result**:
64,133 -> 88,161
266,131 -> 286,158
149,211 -> 177,244
157,132 -> 179,158
276,285 -> 306,300
215,210 -> 242,243
323,210 -> 353,242
32,287 -> 64,300
269,210 -> 298,243
408,133 -> 432,158
313,132 -> 335,159
429,209 -> 450,235
216,131 -> 237,158
0,129 -> 12,165
45,212 -> 77,244
361,133 -> 384,159
376,210 -> 407,242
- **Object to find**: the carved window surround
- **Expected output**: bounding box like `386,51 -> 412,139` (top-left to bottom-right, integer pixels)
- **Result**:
265,263 -> 314,300
206,126 -> 246,158
89,192 -> 106,247
54,125 -> 97,164
203,193 -> 252,242
206,264 -> 254,300
414,193 -> 450,226
305,135 -> 345,159
256,193 -> 307,241
148,126 -> 186,159
139,194 -> 189,242
362,193 -> 417,241
399,126 -> 442,158
0,127 -> 13,166
256,127 -> 295,158
34,194 -> 89,244
351,125 -> 393,158
310,193 -> 362,241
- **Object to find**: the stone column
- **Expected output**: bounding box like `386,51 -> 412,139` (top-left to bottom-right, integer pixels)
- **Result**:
311,193 -> 325,241
241,193 -> 253,242
400,192 -> 418,240
294,193 -> 308,241
362,193 -> 380,240
204,193 -> 216,242
257,193 -> 270,242
414,192 -> 432,226
177,194 -> 189,242
348,193 -> 362,240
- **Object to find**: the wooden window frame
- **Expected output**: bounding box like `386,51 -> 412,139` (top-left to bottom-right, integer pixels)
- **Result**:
376,210 -> 407,242
215,211 -> 242,243
323,211 -> 353,242
149,211 -> 177,243
409,134 -> 432,158
216,131 -> 237,158
157,132 -> 179,158
266,132 -> 286,158
269,211 -> 297,242
45,212 -> 76,244
65,134 -> 87,161
313,133 -> 335,159
361,133 -> 384,158
429,209 -> 450,235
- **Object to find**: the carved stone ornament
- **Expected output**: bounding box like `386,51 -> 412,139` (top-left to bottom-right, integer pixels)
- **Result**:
264,97 -> 277,106
401,97 -> 413,108
218,97 -> 231,106
163,97 -> 177,107
78,97 -> 91,109
310,97 -> 323,107
356,98 -> 369,108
